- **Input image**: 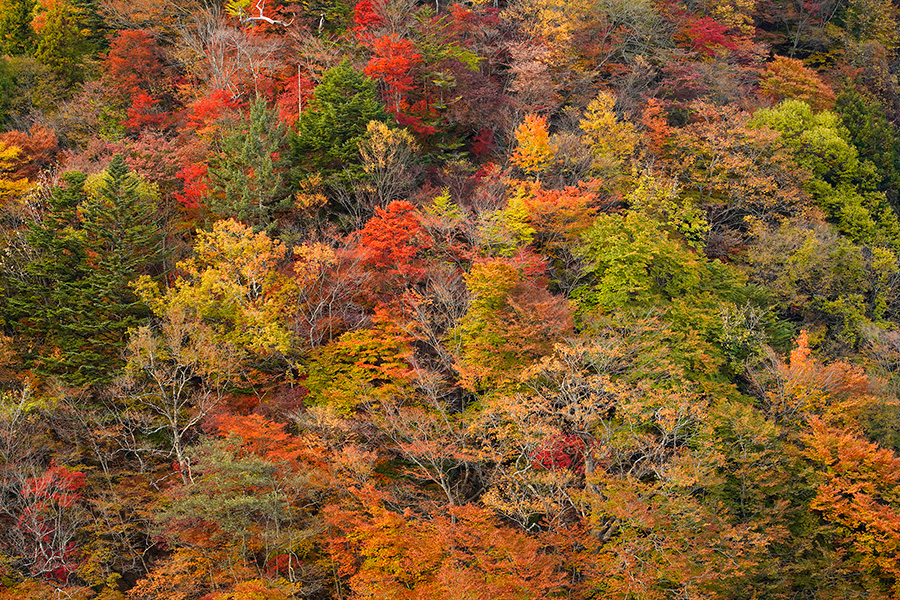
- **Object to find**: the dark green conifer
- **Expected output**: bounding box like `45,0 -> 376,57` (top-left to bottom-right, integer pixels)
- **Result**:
3,156 -> 161,387
207,97 -> 291,233
291,60 -> 389,180
836,89 -> 900,206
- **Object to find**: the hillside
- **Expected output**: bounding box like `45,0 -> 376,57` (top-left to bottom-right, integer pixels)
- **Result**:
1,0 -> 900,597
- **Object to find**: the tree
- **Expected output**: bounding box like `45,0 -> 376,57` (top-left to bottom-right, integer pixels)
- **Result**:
150,414 -> 324,584
0,390 -> 89,585
363,34 -> 422,115
303,315 -> 415,414
0,0 -> 35,55
842,0 -> 899,50
504,0 -> 669,97
290,237 -> 370,348
575,210 -> 705,310
510,114 -> 555,178
136,218 -> 294,365
749,330 -> 873,424
100,29 -> 171,134
225,0 -> 293,27
12,465 -> 87,582
122,304 -> 234,484
1,173 -> 87,381
835,89 -> 900,204
758,56 -> 835,110
506,41 -> 560,114
579,91 -> 637,179
291,61 -> 389,183
744,219 -> 899,349
325,499 -> 568,599
522,182 -> 602,250
454,258 -> 573,391
101,29 -> 167,102
357,200 -> 432,284
81,154 -> 161,298
574,209 -> 758,383
755,0 -> 843,57
83,155 -> 162,363
580,469 -> 768,600
675,15 -> 740,57
65,155 -> 162,377
355,120 -> 419,211
3,158 -> 161,386
171,7 -> 282,97
750,99 -> 900,248
803,417 -> 900,596
31,0 -> 90,84
0,125 -> 58,181
207,97 -> 291,232
0,141 -> 31,208
472,313 -> 712,532
662,102 -> 808,231
100,0 -> 206,34
639,98 -> 670,155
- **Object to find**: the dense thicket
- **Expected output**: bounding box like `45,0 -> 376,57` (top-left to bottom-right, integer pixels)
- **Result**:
1,0 -> 900,598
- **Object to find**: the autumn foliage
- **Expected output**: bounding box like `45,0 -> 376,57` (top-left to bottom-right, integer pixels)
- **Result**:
1,0 -> 900,598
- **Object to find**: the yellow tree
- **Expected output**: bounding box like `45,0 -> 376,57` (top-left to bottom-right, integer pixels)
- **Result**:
136,219 -> 295,363
579,91 -> 637,178
510,114 -> 556,178
453,259 -> 573,392
0,142 -> 31,208
356,120 -> 419,211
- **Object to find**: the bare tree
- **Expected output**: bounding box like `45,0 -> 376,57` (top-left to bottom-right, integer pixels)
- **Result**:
120,305 -> 235,484
368,365 -> 479,517
355,121 -> 421,211
0,388 -> 88,579
173,7 -> 282,97
228,0 -> 293,27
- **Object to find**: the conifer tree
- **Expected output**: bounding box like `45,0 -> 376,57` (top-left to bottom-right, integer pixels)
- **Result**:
76,154 -> 161,372
0,0 -> 36,56
207,97 -> 290,233
3,156 -> 161,386
291,60 -> 388,181
836,89 -> 900,205
4,172 -> 91,383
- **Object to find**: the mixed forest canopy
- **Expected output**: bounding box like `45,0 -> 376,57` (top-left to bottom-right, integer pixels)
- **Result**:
2,0 -> 900,597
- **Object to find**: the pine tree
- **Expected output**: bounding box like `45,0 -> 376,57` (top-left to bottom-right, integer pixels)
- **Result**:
75,154 -> 161,374
3,172 -> 91,383
69,0 -> 107,53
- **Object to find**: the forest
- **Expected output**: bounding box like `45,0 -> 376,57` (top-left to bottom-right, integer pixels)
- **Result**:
0,0 -> 900,597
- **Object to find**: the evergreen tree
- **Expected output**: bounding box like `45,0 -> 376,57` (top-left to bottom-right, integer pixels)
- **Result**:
291,60 -> 388,181
75,155 -> 162,374
81,154 -> 161,277
3,157 -> 161,387
0,60 -> 14,127
207,97 -> 291,233
3,172 -> 91,383
0,0 -> 36,56
70,0 -> 108,53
